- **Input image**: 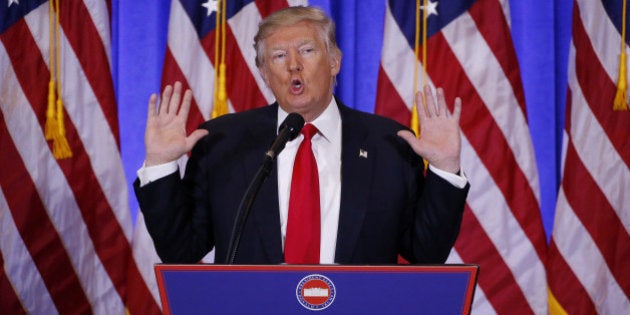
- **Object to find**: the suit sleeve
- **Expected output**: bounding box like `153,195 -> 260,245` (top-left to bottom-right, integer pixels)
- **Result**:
133,139 -> 215,264
404,168 -> 469,263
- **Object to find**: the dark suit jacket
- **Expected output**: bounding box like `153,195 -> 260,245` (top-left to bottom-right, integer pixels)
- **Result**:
135,100 -> 469,265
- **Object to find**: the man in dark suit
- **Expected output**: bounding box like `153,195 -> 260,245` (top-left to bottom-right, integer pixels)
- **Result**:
135,6 -> 469,265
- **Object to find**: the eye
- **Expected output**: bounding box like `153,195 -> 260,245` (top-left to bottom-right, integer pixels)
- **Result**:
271,51 -> 287,64
299,46 -> 316,57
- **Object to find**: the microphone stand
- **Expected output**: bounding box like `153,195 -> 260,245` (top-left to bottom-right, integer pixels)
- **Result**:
224,157 -> 273,264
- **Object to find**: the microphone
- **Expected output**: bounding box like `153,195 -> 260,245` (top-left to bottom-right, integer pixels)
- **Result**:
266,113 -> 305,160
225,113 -> 304,264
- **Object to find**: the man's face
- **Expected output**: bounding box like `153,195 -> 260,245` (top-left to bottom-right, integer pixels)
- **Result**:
259,21 -> 341,122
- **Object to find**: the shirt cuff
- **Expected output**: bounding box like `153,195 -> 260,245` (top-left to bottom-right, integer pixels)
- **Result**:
137,161 -> 178,187
428,165 -> 468,189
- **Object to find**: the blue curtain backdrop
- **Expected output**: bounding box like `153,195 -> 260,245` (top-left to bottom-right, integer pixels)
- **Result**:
113,0 -> 573,239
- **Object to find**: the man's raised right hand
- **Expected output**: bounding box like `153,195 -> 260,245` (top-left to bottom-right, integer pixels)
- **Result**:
144,81 -> 209,166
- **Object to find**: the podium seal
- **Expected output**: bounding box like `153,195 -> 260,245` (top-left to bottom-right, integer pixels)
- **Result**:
296,274 -> 336,311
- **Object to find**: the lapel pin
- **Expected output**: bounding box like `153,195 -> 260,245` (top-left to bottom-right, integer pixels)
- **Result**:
359,149 -> 368,159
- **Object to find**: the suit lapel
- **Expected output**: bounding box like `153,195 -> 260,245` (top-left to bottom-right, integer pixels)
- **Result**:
240,104 -> 284,262
334,104 -> 374,263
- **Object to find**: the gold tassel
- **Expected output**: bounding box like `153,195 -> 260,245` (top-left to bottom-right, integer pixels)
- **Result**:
615,0 -> 629,111
52,98 -> 72,159
548,288 -> 569,315
45,0 -> 57,140
212,63 -> 228,118
46,0 -> 72,159
212,0 -> 229,119
614,52 -> 628,111
45,80 -> 57,140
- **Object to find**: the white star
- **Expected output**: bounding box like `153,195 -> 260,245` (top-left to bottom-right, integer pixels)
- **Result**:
8,0 -> 19,7
420,0 -> 438,17
202,0 -> 218,17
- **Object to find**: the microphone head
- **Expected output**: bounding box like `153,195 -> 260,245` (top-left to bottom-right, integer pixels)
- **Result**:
280,113 -> 305,141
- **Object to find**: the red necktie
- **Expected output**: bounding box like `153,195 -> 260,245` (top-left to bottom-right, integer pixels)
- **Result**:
285,124 -> 320,264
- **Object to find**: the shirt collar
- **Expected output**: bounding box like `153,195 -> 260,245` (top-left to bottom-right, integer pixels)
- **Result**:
276,98 -> 341,143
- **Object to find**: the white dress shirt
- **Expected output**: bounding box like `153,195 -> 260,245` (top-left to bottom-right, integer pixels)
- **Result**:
277,99 -> 342,264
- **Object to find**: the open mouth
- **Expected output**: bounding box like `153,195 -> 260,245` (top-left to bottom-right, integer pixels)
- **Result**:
291,79 -> 303,93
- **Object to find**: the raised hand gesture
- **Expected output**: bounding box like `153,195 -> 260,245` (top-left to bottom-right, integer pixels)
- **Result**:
397,86 -> 463,174
144,82 -> 209,166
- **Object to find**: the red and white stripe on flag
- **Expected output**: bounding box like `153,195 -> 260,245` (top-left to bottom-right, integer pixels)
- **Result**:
131,0 -> 309,304
0,1 -> 159,314
547,0 -> 630,313
375,0 -> 548,313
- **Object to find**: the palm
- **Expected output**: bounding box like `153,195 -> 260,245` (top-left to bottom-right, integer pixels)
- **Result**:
398,87 -> 462,174
144,82 -> 208,166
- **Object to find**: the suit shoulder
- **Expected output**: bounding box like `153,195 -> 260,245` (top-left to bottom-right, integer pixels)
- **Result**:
199,105 -> 276,132
191,105 -> 276,157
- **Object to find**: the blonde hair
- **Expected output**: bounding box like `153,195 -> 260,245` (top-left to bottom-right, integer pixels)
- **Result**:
253,6 -> 341,67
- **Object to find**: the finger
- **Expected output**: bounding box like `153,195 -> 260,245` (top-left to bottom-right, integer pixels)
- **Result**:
415,91 -> 427,119
147,93 -> 158,119
177,89 -> 194,121
435,87 -> 446,117
452,97 -> 462,122
159,84 -> 173,116
168,81 -> 183,116
397,129 -> 425,156
185,129 -> 210,152
423,85 -> 437,117
397,129 -> 417,145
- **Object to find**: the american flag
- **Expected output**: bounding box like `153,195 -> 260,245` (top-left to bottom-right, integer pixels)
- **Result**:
0,0 -> 159,313
375,0 -> 548,313
547,0 -> 630,313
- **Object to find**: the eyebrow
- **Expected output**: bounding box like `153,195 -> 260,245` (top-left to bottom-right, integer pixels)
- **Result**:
268,38 -> 317,51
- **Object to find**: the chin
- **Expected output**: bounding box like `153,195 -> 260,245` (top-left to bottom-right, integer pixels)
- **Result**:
284,99 -> 312,112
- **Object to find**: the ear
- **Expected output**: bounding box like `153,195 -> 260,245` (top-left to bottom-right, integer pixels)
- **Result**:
259,66 -> 270,86
329,52 -> 341,76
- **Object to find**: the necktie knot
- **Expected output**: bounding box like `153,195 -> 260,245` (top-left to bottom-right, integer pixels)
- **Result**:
302,123 -> 318,141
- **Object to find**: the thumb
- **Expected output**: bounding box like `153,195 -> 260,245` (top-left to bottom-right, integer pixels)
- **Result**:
185,129 -> 210,151
397,130 -> 417,144
397,129 -> 423,156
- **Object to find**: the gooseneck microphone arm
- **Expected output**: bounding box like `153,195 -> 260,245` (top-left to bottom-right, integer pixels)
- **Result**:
225,113 -> 305,264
